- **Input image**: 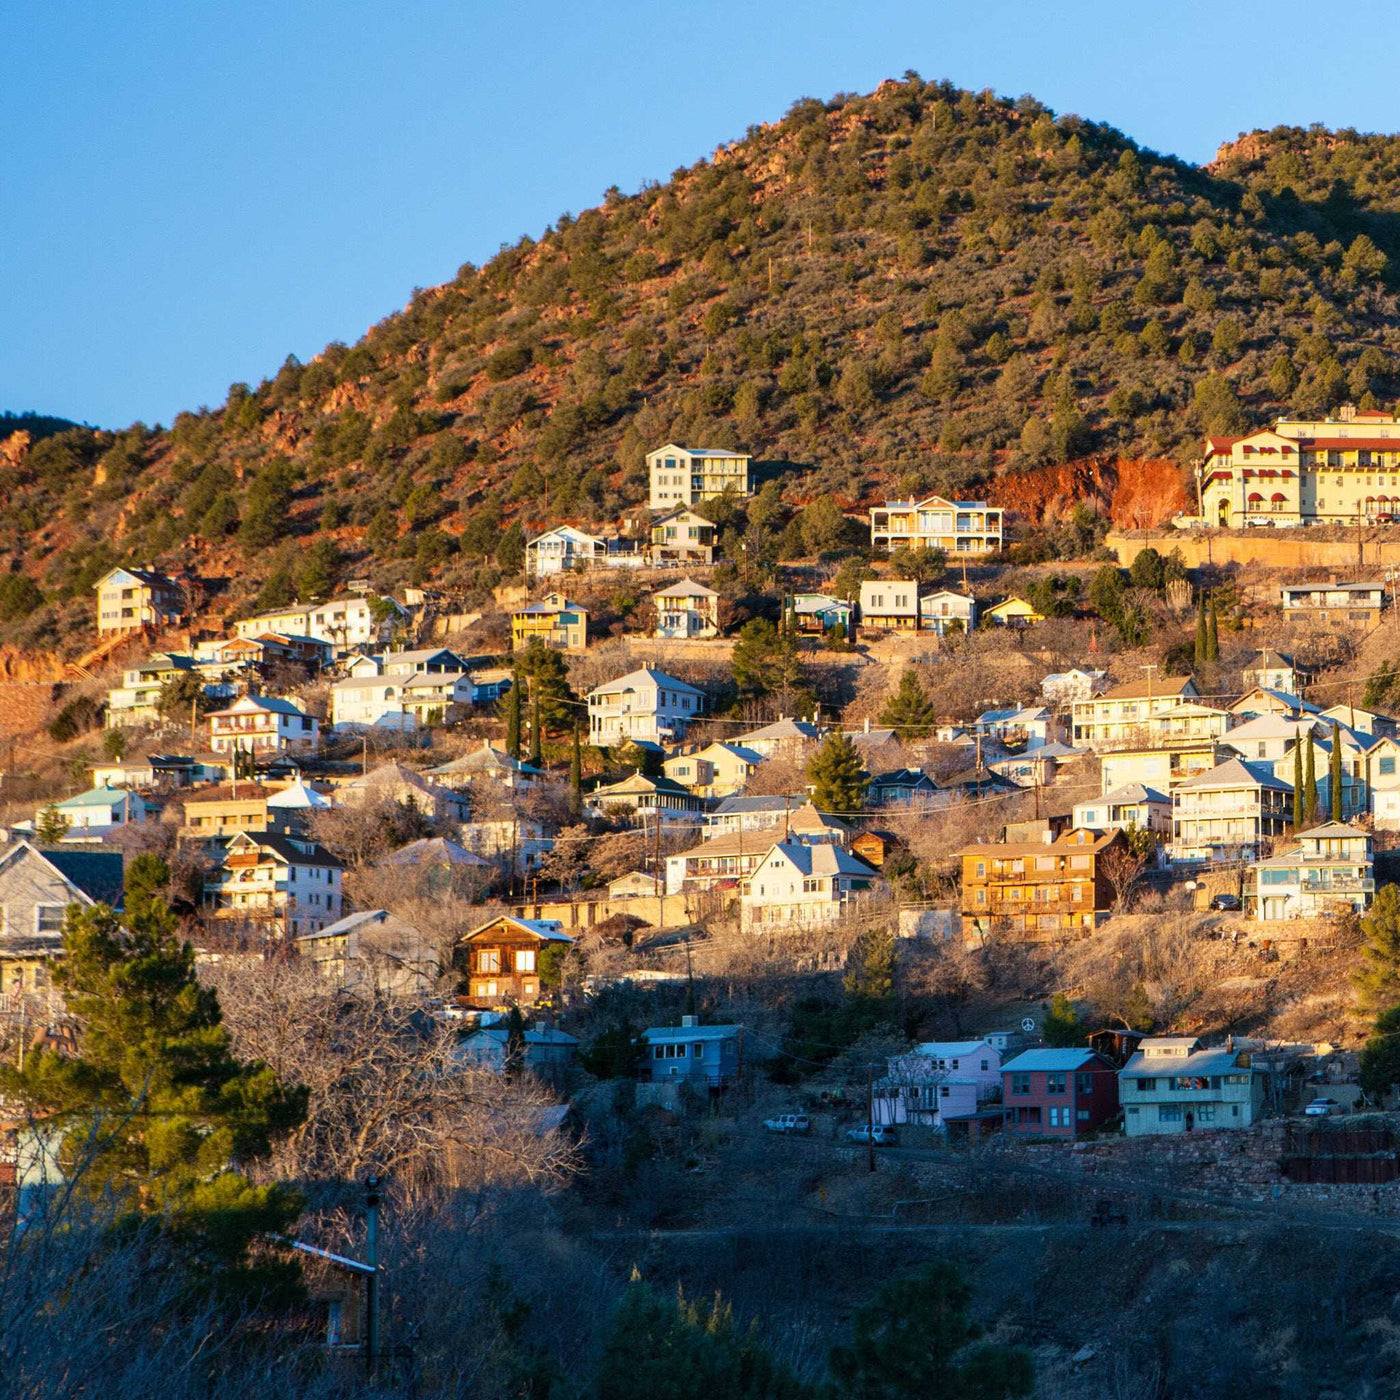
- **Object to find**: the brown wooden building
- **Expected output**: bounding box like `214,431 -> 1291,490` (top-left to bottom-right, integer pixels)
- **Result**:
456,915 -> 575,1006
957,827 -> 1125,940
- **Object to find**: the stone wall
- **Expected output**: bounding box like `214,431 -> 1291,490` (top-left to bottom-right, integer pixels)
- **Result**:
1106,530 -> 1400,572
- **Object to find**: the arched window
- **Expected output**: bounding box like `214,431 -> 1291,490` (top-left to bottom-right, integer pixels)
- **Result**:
1271,492 -> 1286,512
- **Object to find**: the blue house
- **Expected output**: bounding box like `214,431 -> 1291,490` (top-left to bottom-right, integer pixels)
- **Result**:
638,1016 -> 742,1088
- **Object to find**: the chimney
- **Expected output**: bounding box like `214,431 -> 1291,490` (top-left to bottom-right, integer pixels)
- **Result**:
681,1014 -> 698,1028
1226,1033 -> 1234,1053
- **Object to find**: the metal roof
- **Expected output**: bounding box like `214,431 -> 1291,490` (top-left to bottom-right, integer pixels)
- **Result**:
1001,1049 -> 1107,1072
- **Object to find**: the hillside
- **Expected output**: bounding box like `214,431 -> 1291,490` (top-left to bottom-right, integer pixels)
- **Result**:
8,74 -> 1400,651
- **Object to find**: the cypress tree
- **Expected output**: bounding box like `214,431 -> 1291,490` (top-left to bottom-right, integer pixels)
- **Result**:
1194,592 -> 1208,669
1303,736 -> 1318,825
504,673 -> 522,759
529,680 -> 543,766
569,720 -> 583,820
1292,742 -> 1304,828
1205,594 -> 1220,663
1330,721 -> 1344,821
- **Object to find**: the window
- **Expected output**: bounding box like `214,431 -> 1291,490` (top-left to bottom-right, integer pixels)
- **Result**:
1077,1108 -> 1090,1121
1077,1072 -> 1094,1095
515,949 -> 536,973
1136,1077 -> 1156,1092
1382,757 -> 1396,777
980,1059 -> 989,1071
1127,1105 -> 1140,1116
1195,1105 -> 1216,1124
1010,1073 -> 1030,1096
36,905 -> 65,933
1159,1106 -> 1183,1122
1046,1072 -> 1067,1094
476,949 -> 501,973
1047,1106 -> 1067,1127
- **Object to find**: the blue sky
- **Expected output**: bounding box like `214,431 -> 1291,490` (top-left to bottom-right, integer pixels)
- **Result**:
6,0 -> 1400,429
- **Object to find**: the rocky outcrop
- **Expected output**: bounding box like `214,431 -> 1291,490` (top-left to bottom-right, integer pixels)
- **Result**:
989,458 -> 1191,530
0,645 -> 67,683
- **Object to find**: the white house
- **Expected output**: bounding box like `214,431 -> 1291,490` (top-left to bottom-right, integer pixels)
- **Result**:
1220,713 -> 1318,771
1170,758 -> 1292,863
586,667 -> 706,747
208,695 -> 319,753
233,595 -> 406,652
40,785 -> 153,832
858,579 -> 919,632
1318,702 -> 1396,740
739,840 -> 880,931
652,579 -> 721,639
330,677 -> 412,732
974,706 -> 1062,751
203,831 -> 344,937
526,525 -> 607,579
1368,735 -> 1400,829
1243,649 -> 1307,695
1071,676 -> 1200,750
646,444 -> 751,510
909,1041 -> 1004,1098
919,590 -> 977,635
1072,783 -> 1171,837
705,794 -> 850,839
733,716 -> 821,759
1041,669 -> 1108,705
1251,822 -> 1374,921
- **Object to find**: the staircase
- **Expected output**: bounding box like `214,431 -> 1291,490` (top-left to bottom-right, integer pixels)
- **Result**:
65,626 -> 151,680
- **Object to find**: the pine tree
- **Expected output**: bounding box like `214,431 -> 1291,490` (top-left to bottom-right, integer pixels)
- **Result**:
35,804 -> 70,846
529,680 -> 543,766
504,1005 -> 527,1079
1292,742 -> 1304,828
1194,592 -> 1208,669
1330,721 -> 1344,821
569,720 -> 583,820
1042,993 -> 1084,1047
1360,1004 -> 1400,1098
1355,884 -> 1400,1011
514,638 -> 576,724
842,925 -> 895,1001
503,673 -> 522,759
879,668 -> 937,740
1205,593 -> 1220,662
0,898 -> 307,1306
1304,737 -> 1319,825
807,734 -> 869,814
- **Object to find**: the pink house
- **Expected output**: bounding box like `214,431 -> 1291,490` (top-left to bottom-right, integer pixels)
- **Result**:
1001,1048 -> 1119,1137
912,1040 -> 1004,1099
875,1056 -> 980,1128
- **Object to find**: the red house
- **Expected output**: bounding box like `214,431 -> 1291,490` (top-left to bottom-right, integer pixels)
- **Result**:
1000,1048 -> 1119,1137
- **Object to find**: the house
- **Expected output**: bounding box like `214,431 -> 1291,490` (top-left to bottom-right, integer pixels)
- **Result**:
182,781 -> 306,840
919,589 -> 977,635
909,1040 -> 1004,1098
1368,735 -> 1400,828
974,706 -> 1062,750
295,909 -> 440,996
510,593 -> 589,652
338,763 -> 470,822
705,794 -> 850,839
874,1058 -> 981,1130
1119,1036 -> 1266,1135
456,914 -> 573,1006
868,496 -> 1004,555
203,831 -> 344,937
1100,739 -> 1228,795
378,646 -> 477,678
957,828 -> 1126,939
94,566 -> 184,636
1318,702 -> 1397,740
399,671 -> 475,727
427,742 -> 544,791
791,593 -> 855,636
937,764 -> 1019,803
841,721 -> 901,761
1229,687 -> 1318,720
666,808 -> 846,893
207,695 -> 319,753
1201,407 -> 1400,528
104,652 -> 236,729
867,768 -> 938,807
1169,758 -> 1292,863
739,840 -> 880,931
1072,783 -> 1171,837
858,579 -> 919,632
1001,1048 -> 1119,1137
733,716 -> 821,759
987,742 -> 1088,790
649,507 -> 718,565
1243,649 -> 1308,695
983,597 -> 1044,628
90,753 -> 214,790
1070,675 -> 1200,751
584,771 -> 705,827
467,667 -> 515,707
1220,713 -> 1319,770
637,1014 -> 742,1086
458,1026 -> 580,1074
1250,822 -> 1374,920
652,579 -> 721,639
330,676 -> 413,732
1280,581 -> 1387,628
646,443 -> 751,510
662,742 -> 762,799
1281,729 -> 1369,820
0,842 -> 124,997
586,667 -> 706,746
1041,669 -> 1108,705
525,525 -> 607,580
232,595 -> 406,652
384,836 -> 493,881
608,870 -> 659,899
458,818 -> 553,875
42,785 -> 153,831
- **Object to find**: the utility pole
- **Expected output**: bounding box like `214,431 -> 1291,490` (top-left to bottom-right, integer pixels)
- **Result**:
190,696 -> 198,748
364,1175 -> 381,1378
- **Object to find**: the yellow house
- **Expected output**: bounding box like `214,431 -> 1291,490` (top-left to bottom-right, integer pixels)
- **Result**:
869,495 -> 1004,555
94,567 -> 184,636
984,596 -> 1044,628
510,592 -> 589,651
663,742 -> 762,799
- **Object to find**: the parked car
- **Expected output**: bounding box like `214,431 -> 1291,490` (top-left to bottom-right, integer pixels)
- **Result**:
764,1113 -> 810,1134
1304,1097 -> 1340,1117
1210,893 -> 1242,912
844,1125 -> 898,1146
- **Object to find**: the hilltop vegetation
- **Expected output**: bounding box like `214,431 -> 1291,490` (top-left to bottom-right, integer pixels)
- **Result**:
9,75 -> 1400,648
